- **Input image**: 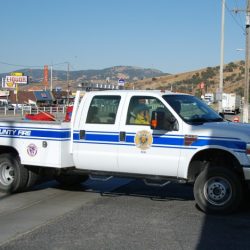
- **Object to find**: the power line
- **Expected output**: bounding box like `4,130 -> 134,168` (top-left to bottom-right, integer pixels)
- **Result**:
233,0 -> 245,27
225,0 -> 246,34
0,61 -> 69,68
0,61 -> 42,68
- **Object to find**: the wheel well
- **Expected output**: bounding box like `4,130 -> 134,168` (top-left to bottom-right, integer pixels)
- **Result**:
0,146 -> 19,159
187,149 -> 244,183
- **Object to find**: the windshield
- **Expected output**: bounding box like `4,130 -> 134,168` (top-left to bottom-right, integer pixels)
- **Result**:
163,94 -> 224,124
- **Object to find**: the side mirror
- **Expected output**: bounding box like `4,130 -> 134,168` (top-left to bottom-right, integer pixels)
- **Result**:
219,112 -> 224,118
150,111 -> 176,130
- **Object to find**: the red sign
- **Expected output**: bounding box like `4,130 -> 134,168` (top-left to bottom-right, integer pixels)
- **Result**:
199,82 -> 205,89
43,65 -> 49,86
233,116 -> 240,123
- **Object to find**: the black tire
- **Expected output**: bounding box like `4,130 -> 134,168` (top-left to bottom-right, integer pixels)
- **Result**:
55,174 -> 88,186
25,169 -> 40,190
0,153 -> 29,193
194,167 -> 243,214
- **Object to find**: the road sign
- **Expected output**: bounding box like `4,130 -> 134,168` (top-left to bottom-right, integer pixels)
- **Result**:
199,82 -> 205,89
118,78 -> 125,86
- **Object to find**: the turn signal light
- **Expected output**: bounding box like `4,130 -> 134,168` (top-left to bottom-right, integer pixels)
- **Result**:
151,119 -> 157,129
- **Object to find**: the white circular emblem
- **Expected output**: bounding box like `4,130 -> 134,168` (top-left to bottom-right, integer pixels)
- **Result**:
27,143 -> 38,157
134,130 -> 153,150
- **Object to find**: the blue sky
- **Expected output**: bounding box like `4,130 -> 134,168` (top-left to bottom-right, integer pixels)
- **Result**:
0,0 -> 247,74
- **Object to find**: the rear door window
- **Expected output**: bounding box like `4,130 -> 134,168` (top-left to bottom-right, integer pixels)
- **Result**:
86,96 -> 121,124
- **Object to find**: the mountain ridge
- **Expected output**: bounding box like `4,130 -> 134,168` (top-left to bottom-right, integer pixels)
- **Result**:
0,62 -> 246,96
0,66 -> 166,89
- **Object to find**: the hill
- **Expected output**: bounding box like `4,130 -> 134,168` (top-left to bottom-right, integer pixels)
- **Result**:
0,66 -> 166,90
127,61 -> 245,97
0,62 -> 246,95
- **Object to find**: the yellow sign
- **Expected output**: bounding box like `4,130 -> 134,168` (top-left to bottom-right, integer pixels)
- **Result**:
11,72 -> 23,76
134,130 -> 153,150
6,82 -> 15,88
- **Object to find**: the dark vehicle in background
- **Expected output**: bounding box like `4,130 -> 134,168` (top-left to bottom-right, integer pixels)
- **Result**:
6,104 -> 15,110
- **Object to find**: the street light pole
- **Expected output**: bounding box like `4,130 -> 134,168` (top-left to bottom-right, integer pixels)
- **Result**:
243,0 -> 250,123
218,0 -> 225,113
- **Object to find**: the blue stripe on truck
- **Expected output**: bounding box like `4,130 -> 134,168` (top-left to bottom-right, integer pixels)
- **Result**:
0,126 -> 70,141
73,131 -> 246,152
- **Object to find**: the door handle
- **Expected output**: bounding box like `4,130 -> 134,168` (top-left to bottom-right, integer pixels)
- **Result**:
120,131 -> 126,142
79,130 -> 85,139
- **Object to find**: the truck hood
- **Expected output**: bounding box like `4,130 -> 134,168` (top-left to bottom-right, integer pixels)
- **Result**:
188,121 -> 250,143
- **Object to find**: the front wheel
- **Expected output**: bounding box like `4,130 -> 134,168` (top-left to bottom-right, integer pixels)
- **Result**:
194,167 -> 243,214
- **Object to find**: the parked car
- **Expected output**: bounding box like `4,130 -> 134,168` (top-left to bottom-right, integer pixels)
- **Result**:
7,104 -> 15,110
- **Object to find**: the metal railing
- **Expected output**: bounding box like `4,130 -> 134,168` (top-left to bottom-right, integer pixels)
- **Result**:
0,106 -> 67,120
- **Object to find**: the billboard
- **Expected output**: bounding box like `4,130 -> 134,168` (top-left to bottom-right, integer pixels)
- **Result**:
2,76 -> 28,88
5,76 -> 28,84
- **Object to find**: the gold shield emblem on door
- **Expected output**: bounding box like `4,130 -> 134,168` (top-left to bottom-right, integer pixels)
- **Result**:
134,130 -> 153,150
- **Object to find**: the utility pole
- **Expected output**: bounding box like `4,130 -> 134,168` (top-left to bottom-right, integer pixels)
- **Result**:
243,0 -> 250,123
218,0 -> 225,113
50,65 -> 53,91
66,62 -> 70,105
67,62 -> 70,92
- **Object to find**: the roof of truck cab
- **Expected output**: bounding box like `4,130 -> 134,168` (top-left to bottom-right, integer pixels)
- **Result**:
86,90 -> 190,96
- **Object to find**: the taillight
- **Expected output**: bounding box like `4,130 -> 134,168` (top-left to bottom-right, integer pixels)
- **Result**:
151,119 -> 157,129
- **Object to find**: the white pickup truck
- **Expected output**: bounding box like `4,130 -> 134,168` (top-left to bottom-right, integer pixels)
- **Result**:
0,90 -> 250,214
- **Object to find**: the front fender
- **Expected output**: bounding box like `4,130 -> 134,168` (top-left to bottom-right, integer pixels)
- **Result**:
177,143 -> 248,179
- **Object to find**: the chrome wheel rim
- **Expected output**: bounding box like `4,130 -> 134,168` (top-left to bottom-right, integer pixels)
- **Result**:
204,177 -> 232,206
0,162 -> 14,186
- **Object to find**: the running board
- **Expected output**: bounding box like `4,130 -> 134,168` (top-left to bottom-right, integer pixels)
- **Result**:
143,179 -> 171,187
89,174 -> 113,182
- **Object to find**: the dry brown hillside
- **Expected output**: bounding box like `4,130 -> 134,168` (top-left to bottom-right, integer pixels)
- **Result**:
126,61 -> 245,97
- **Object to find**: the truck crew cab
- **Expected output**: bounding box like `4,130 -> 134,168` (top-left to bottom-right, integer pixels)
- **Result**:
0,90 -> 249,214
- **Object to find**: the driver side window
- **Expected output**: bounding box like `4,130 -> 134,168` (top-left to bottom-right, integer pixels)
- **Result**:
126,96 -> 176,129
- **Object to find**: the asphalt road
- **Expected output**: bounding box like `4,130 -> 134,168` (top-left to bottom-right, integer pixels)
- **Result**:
0,178 -> 250,250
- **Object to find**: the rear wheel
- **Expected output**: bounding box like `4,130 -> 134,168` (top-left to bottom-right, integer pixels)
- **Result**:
194,167 -> 243,214
0,153 -> 28,193
25,168 -> 40,190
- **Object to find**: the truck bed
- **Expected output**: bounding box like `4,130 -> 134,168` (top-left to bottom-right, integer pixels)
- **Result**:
0,119 -> 74,168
